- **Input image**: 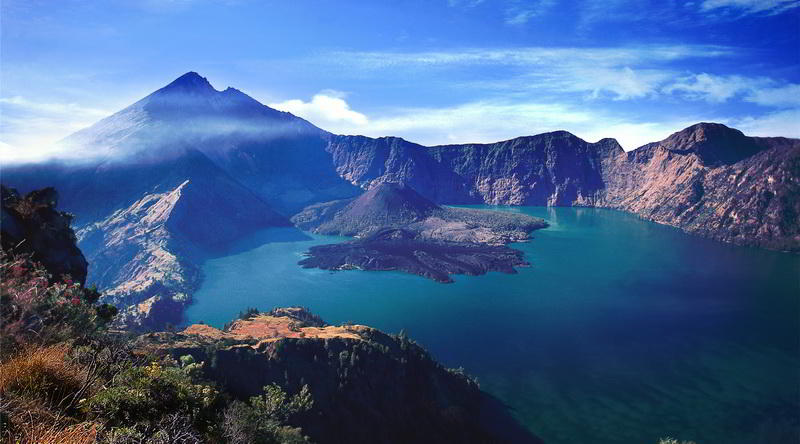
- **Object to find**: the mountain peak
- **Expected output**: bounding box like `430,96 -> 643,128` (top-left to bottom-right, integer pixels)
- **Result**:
661,122 -> 761,166
354,182 -> 439,217
161,71 -> 216,94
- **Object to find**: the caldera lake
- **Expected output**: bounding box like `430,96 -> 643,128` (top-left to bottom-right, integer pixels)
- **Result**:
185,206 -> 799,444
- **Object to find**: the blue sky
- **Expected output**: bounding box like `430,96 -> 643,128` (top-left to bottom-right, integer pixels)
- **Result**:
1,0 -> 798,162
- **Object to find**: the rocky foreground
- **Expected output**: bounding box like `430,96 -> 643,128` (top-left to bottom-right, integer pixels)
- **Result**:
138,307 -> 542,444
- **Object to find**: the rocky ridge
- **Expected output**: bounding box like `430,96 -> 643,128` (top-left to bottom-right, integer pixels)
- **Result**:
327,124 -> 798,251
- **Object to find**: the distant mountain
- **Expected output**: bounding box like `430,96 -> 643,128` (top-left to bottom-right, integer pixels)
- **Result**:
3,72 -> 798,327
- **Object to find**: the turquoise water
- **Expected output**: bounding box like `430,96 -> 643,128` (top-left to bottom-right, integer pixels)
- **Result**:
186,207 -> 800,444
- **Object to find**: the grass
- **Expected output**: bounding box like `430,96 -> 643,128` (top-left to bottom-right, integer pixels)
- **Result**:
6,422 -> 98,444
0,344 -> 88,410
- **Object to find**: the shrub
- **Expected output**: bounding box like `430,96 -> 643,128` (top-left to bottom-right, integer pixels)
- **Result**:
86,361 -> 218,432
0,251 -> 116,354
222,384 -> 313,444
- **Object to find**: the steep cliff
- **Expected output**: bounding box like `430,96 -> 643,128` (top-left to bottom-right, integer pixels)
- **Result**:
598,123 -> 800,251
326,131 -> 619,206
138,307 -> 541,444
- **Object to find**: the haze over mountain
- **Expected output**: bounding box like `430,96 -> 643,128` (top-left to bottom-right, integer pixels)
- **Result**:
3,72 -> 798,328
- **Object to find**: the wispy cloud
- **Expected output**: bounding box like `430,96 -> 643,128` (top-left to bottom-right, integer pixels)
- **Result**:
699,0 -> 800,16
504,0 -> 556,25
447,0 -> 485,7
319,45 -> 735,101
321,45 -> 732,70
266,92 -> 708,149
0,96 -> 111,162
730,108 -> 800,138
664,73 -> 800,106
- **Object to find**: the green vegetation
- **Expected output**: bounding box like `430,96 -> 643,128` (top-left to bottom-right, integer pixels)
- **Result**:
0,252 -> 314,444
222,384 -> 313,444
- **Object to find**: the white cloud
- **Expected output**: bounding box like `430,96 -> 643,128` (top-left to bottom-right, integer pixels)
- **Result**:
269,93 -> 705,150
745,83 -> 800,107
700,0 -> 799,15
367,101 -> 708,150
663,73 -> 800,106
730,109 -> 800,138
269,91 -> 368,132
664,73 -> 752,102
320,45 -> 735,101
0,96 -> 109,119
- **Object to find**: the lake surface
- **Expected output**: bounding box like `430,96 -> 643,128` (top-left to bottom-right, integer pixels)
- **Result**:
186,207 -> 800,444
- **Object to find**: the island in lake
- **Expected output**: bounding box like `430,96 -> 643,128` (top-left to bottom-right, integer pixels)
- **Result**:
292,183 -> 548,282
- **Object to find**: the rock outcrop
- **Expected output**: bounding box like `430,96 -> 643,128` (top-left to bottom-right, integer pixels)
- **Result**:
0,186 -> 88,285
137,307 -> 541,444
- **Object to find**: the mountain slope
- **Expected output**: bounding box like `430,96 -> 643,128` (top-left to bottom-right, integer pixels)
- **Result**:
327,131 -> 621,205
598,123 -> 800,251
74,149 -> 288,328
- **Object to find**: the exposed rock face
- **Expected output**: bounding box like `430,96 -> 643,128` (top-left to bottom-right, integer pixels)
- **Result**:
326,132 -> 617,206
137,307 -> 541,444
0,186 -> 88,285
598,123 -> 800,251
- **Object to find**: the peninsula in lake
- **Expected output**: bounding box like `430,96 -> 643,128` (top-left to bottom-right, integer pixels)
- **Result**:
292,182 -> 547,282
